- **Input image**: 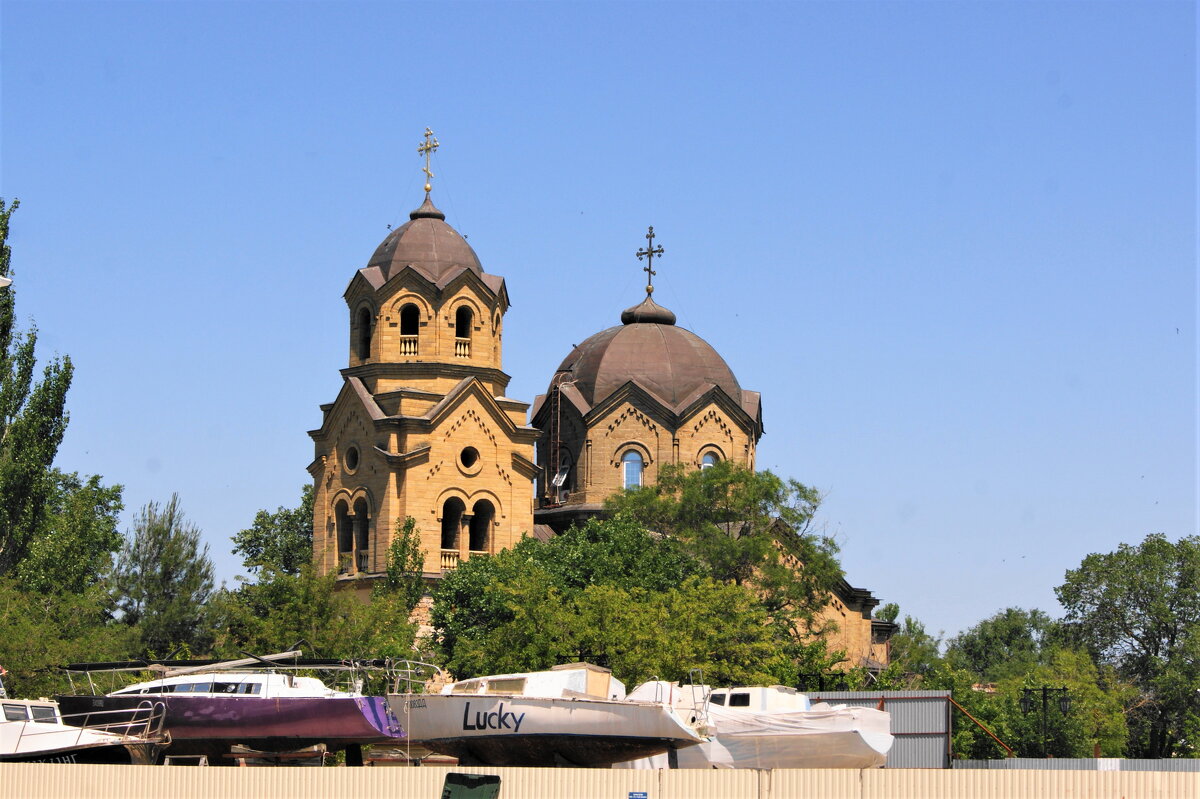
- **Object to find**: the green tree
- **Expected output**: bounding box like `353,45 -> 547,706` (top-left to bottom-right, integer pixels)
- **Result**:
605,461 -> 843,646
995,648 -> 1131,758
209,565 -> 415,660
429,514 -> 834,685
0,199 -> 75,578
386,516 -> 428,612
232,485 -> 313,577
0,577 -> 137,698
883,613 -> 943,678
945,607 -> 1058,682
16,470 -> 124,594
111,494 -> 215,656
430,516 -> 704,676
1055,533 -> 1200,758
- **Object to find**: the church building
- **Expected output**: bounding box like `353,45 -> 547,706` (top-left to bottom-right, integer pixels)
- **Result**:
309,132 -> 892,670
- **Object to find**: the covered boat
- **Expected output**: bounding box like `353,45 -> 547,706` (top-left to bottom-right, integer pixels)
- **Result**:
55,651 -> 404,764
618,685 -> 893,769
388,662 -> 706,767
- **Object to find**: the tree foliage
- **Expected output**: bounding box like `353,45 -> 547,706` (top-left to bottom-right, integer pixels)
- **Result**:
16,470 -> 124,595
111,494 -> 215,656
0,199 -> 75,578
209,565 -> 416,660
386,516 -> 427,613
1055,533 -> 1200,758
232,484 -> 313,577
604,461 -> 843,648
430,513 -> 841,686
945,607 -> 1058,682
0,577 -> 136,699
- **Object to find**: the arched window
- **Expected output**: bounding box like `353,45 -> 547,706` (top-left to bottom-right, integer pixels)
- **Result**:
622,450 -> 644,490
470,500 -> 494,552
701,452 -> 719,470
335,500 -> 353,574
336,500 -> 353,554
551,450 -> 572,497
455,306 -> 472,357
355,307 -> 373,360
441,498 -> 465,550
352,498 -> 372,572
399,304 -> 420,356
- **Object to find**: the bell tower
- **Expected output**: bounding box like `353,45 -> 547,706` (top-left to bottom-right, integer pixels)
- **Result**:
309,131 -> 539,593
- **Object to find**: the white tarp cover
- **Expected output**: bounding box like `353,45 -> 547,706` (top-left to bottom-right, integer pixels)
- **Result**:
619,701 -> 893,770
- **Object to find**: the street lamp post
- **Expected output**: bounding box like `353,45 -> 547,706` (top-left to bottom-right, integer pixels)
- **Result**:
1020,686 -> 1070,758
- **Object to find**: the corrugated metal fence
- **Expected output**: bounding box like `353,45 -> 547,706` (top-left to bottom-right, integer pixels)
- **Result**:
956,757 -> 1200,772
3,764 -> 1197,799
809,690 -> 951,769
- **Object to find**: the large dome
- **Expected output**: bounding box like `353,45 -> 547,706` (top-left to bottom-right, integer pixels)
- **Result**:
366,197 -> 482,283
551,295 -> 742,408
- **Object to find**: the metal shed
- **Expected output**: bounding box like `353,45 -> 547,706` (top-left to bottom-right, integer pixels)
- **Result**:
809,690 -> 952,769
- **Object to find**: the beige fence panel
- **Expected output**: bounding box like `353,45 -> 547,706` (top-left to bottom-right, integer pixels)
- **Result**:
862,768 -> 1200,799
3,763 -> 1199,799
772,768 -> 861,799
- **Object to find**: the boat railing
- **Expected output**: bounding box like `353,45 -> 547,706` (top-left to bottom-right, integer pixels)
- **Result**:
6,701 -> 167,751
387,659 -> 443,694
684,668 -> 711,733
61,700 -> 167,741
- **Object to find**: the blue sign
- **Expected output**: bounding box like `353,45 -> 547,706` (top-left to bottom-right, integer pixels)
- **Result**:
628,793 -> 648,799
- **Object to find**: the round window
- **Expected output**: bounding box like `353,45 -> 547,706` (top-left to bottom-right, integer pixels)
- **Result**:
345,446 -> 360,472
460,447 -> 480,469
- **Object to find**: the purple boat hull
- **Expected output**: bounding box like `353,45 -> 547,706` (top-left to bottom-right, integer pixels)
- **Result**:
56,694 -> 404,757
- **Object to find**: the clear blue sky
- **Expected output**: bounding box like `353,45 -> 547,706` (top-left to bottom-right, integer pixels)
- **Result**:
1,1 -> 1194,641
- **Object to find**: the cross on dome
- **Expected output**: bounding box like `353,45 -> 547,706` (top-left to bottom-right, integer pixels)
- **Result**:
418,127 -> 440,195
635,226 -> 664,295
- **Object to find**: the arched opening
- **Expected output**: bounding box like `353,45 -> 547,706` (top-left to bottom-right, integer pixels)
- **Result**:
469,499 -> 494,552
400,303 -> 420,355
353,498 -> 371,571
622,450 -> 644,490
335,500 -> 353,573
551,449 -> 572,501
455,306 -> 472,357
701,452 -> 719,470
355,307 -> 373,361
441,498 -> 465,551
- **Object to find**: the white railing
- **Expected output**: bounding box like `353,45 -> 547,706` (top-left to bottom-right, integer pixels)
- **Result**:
455,338 -> 470,358
399,335 -> 418,356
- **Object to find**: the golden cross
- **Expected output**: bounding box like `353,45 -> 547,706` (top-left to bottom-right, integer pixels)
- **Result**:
636,226 -> 664,295
417,127 -> 439,194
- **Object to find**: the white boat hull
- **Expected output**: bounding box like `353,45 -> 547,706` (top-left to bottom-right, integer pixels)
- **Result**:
389,693 -> 703,767
619,703 -> 893,770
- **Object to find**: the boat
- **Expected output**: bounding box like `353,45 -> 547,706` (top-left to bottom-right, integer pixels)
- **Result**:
55,651 -> 404,764
1,696 -> 167,764
617,684 -> 893,769
387,662 -> 707,767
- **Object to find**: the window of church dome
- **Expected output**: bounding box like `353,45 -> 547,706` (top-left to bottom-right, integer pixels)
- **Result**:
701,452 -> 719,470
455,306 -> 472,357
399,303 -> 421,356
355,307 -> 373,360
345,446 -> 360,472
551,451 -> 571,489
622,450 -> 644,490
460,446 -> 479,469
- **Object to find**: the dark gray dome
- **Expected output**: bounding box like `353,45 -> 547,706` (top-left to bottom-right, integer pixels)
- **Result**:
551,296 -> 742,408
367,198 -> 482,283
